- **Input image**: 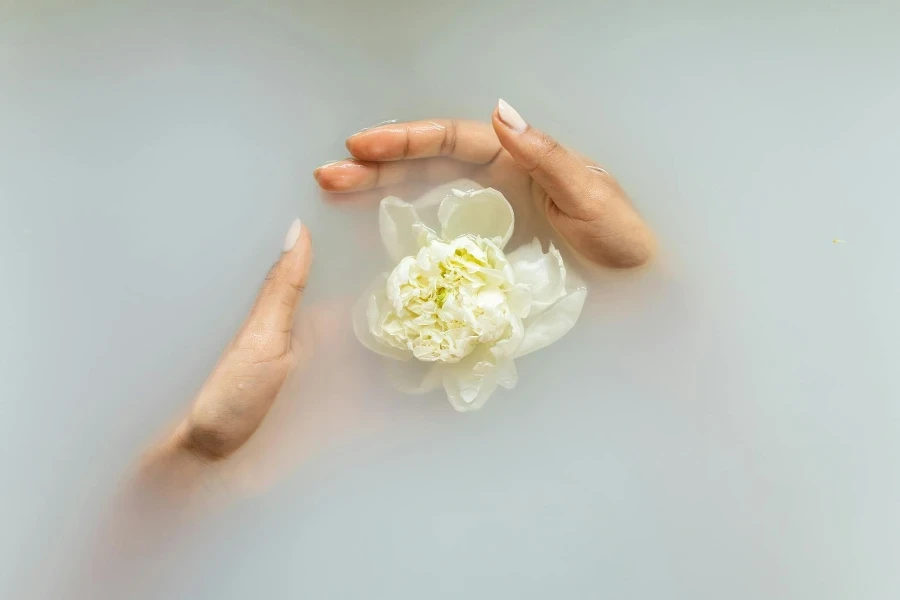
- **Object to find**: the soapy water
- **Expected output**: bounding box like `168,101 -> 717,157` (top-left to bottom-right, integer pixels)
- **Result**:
3,1 -> 899,599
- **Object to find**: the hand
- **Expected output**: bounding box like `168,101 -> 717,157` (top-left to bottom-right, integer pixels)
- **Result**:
314,99 -> 654,268
138,220 -> 313,493
181,220 -> 313,461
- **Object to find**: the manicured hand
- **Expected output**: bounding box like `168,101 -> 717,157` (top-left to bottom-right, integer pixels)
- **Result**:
314,100 -> 654,268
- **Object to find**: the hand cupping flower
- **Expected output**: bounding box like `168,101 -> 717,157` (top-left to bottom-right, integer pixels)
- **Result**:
353,187 -> 586,412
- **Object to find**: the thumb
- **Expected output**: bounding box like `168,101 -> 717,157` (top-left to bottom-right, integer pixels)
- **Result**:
242,219 -> 313,349
491,99 -> 603,221
492,100 -> 655,268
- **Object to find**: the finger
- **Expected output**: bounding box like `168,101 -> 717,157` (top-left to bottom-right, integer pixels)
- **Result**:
314,158 -> 471,193
345,119 -> 502,164
243,219 -> 313,345
493,100 -> 654,268
178,222 -> 312,463
491,99 -> 605,221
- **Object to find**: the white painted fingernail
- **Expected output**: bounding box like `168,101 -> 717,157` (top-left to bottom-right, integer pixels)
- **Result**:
283,218 -> 303,251
497,99 -> 527,133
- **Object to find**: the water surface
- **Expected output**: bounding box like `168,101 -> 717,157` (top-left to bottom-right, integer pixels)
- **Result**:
2,1 -> 898,598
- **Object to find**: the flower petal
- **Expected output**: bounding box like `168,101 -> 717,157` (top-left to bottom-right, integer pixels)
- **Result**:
515,288 -> 587,358
352,275 -> 412,361
380,196 -> 426,262
505,284 -> 532,319
490,314 -> 524,360
438,188 -> 515,249
506,236 -> 544,262
412,222 -> 438,247
496,360 -> 518,390
508,238 -> 567,318
412,179 -> 484,214
441,348 -> 503,412
386,360 -> 443,394
443,366 -> 499,412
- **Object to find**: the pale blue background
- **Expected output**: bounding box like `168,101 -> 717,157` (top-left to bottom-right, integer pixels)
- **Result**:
2,1 -> 898,598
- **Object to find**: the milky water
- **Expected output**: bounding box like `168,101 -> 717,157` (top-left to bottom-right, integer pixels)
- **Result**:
2,1 -> 899,598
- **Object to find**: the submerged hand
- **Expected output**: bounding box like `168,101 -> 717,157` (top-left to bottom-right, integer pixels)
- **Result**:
178,220 -> 313,461
314,99 -> 654,268
139,220 -> 313,493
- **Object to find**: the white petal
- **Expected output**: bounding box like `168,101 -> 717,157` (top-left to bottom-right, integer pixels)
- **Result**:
443,367 -> 499,412
412,179 -> 484,215
385,256 -> 417,313
379,196 -> 425,262
508,238 -> 567,317
496,360 -> 518,390
441,349 -> 501,412
386,360 -> 443,394
506,237 -> 544,262
506,284 -> 532,319
438,188 -> 515,249
412,222 -> 438,247
515,288 -> 587,358
490,314 -> 524,360
352,276 -> 412,361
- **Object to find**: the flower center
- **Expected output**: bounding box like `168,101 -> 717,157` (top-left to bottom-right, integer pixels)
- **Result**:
382,236 -> 514,363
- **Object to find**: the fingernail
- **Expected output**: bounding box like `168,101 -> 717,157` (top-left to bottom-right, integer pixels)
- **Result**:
350,119 -> 398,137
587,165 -> 610,175
283,218 -> 303,251
497,99 -> 527,133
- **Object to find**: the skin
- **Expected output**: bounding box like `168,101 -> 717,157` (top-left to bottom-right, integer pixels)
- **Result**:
136,225 -> 313,496
75,103 -> 656,600
139,103 -> 654,497
315,107 -> 655,269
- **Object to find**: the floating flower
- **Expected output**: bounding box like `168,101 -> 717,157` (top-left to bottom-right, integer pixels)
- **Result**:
353,188 -> 586,412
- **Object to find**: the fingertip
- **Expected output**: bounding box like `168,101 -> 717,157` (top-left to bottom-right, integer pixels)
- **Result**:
496,99 -> 528,133
312,165 -> 329,188
280,224 -> 313,293
312,164 -> 332,189
491,101 -> 527,155
313,160 -> 369,192
246,222 -> 313,336
344,134 -> 361,155
282,218 -> 303,252
346,129 -> 397,161
298,224 -> 314,259
491,111 -> 529,165
281,219 -> 313,271
490,107 -> 504,134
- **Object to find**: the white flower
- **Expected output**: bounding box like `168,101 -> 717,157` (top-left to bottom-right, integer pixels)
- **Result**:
353,187 -> 586,412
